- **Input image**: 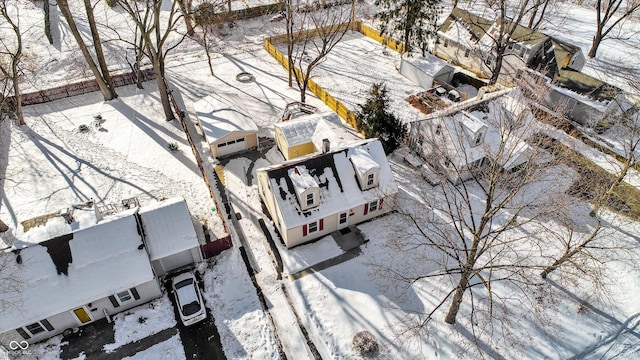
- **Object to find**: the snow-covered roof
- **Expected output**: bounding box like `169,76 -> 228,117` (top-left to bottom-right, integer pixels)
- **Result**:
275,111 -> 344,148
289,166 -> 318,195
258,139 -> 397,229
402,53 -> 453,77
0,210 -> 154,332
138,197 -> 199,261
349,146 -> 380,174
194,94 -> 259,143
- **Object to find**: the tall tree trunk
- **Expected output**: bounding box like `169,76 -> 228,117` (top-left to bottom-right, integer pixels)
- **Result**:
83,0 -> 117,99
179,0 -> 195,36
44,0 -> 53,44
152,57 -> 175,121
444,270 -> 470,324
588,34 -> 602,58
57,0 -> 116,101
489,50 -> 504,85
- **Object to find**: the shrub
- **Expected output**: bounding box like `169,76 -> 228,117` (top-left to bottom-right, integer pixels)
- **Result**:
352,330 -> 379,358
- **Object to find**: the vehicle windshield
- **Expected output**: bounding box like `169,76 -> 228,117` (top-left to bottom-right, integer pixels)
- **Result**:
174,278 -> 193,289
182,301 -> 201,316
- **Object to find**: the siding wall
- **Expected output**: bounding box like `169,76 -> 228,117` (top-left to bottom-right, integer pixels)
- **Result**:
1,279 -> 162,346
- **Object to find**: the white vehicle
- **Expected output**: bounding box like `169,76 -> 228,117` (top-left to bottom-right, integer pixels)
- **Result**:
171,272 -> 207,326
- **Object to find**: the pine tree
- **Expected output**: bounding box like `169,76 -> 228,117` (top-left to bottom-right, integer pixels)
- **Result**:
357,83 -> 406,153
375,0 -> 442,55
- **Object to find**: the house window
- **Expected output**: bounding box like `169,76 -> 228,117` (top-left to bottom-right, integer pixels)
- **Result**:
367,173 -> 375,187
435,124 -> 442,135
303,219 -> 324,236
485,55 -> 495,67
444,39 -> 449,47
339,212 -> 347,225
369,200 -> 379,212
109,288 -> 141,308
516,69 -> 524,79
464,48 -> 470,58
25,322 -> 46,336
117,290 -> 133,304
306,193 -> 314,206
23,320 -> 54,337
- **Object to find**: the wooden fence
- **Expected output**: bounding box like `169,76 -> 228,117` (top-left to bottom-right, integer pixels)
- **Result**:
263,20 -> 406,132
14,68 -> 155,106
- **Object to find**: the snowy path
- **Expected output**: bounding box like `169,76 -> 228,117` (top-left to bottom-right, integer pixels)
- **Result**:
224,162 -> 318,360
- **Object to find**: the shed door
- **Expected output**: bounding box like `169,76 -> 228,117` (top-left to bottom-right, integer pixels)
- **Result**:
217,137 -> 247,157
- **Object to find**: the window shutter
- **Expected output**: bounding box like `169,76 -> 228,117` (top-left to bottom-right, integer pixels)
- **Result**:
108,295 -> 120,308
379,198 -> 384,209
130,287 -> 140,300
319,219 -> 324,231
16,328 -> 31,340
41,319 -> 54,331
364,203 -> 369,215
303,224 -> 308,236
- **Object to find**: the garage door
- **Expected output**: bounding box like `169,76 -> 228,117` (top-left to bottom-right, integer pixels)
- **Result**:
217,137 -> 246,157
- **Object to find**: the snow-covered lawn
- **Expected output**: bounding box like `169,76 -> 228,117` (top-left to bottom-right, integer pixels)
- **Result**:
104,296 -> 177,353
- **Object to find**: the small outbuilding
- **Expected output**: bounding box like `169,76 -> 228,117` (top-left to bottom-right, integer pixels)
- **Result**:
195,94 -> 259,158
274,111 -> 343,160
399,53 -> 455,89
138,197 -> 203,277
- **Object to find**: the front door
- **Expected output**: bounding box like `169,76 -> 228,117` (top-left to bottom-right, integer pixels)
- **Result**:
338,212 -> 348,229
72,307 -> 93,324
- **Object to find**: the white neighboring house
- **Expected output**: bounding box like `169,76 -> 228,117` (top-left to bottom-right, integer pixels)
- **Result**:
194,94 -> 259,158
0,197 -> 203,346
410,89 -> 534,182
257,139 -> 398,248
0,210 -> 162,346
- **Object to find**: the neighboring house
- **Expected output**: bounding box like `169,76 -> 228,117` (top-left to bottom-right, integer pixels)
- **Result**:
409,89 -> 533,182
435,8 -> 548,85
274,111 -> 346,160
0,197 -> 203,346
0,210 -> 162,346
399,53 -> 455,89
195,94 -> 259,158
138,197 -> 203,277
256,139 -> 397,248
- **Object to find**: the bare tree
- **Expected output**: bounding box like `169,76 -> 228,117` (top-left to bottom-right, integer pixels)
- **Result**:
117,0 -> 187,121
588,0 -> 640,58
43,0 -> 53,44
526,0 -> 553,30
288,2 -> 354,103
540,95 -> 640,278
179,0 -> 195,36
384,91 -> 572,333
57,0 -> 118,100
0,0 -> 24,125
193,0 -> 232,77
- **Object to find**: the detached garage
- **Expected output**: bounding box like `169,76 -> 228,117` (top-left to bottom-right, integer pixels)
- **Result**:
138,197 -> 203,277
399,53 -> 455,89
194,94 -> 259,158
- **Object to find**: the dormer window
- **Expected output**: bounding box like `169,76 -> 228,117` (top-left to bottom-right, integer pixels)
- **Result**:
473,130 -> 484,146
289,166 -> 319,211
349,147 -> 380,191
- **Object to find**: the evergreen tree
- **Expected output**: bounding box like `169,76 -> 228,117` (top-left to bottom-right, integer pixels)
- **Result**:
375,0 -> 441,55
357,83 -> 406,153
